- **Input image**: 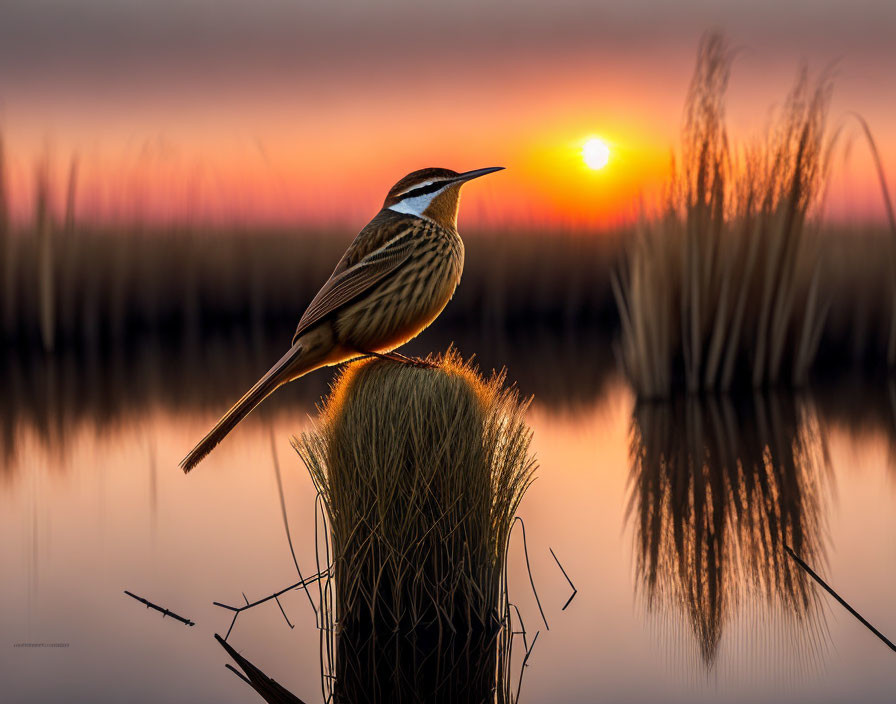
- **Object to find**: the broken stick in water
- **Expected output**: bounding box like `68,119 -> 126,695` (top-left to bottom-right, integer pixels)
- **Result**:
216,634 -> 308,704
123,590 -> 195,627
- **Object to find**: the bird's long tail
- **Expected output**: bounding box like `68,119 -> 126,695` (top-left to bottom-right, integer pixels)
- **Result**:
180,343 -> 308,473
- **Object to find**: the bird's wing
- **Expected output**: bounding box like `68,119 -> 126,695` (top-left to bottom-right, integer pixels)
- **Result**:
292,226 -> 418,345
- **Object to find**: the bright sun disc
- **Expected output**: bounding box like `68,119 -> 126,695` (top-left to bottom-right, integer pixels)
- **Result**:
583,137 -> 610,170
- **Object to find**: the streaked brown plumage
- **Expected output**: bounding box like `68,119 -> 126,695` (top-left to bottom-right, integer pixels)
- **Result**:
180,165 -> 503,472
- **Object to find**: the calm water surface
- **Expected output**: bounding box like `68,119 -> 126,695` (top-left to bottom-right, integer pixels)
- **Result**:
1,339 -> 895,703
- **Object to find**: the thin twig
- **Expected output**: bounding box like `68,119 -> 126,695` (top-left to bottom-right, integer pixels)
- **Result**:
549,547 -> 578,610
213,569 -> 329,642
271,428 -> 317,615
512,517 -> 549,630
223,612 -> 238,641
784,544 -> 895,653
274,596 -> 295,629
314,491 -> 335,704
123,590 -> 195,627
213,570 -> 329,613
225,664 -> 253,687
515,631 -> 539,704
510,603 -> 528,651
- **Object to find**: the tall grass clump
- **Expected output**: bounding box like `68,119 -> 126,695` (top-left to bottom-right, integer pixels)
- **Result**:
294,351 -> 536,704
613,33 -> 835,398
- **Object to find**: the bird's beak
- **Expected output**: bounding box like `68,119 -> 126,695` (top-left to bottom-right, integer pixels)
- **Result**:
456,166 -> 505,183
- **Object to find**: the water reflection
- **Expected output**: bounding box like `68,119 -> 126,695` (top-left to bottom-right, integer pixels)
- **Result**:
0,324 -> 615,468
4,336 -> 896,702
815,377 -> 896,479
628,393 -> 831,671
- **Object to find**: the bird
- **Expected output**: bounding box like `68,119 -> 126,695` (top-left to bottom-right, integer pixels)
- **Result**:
180,165 -> 504,473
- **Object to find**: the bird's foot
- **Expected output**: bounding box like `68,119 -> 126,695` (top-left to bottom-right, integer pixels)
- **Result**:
393,353 -> 439,369
361,350 -> 439,369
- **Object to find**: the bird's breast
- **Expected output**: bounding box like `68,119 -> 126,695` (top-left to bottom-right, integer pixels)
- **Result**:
335,229 -> 463,353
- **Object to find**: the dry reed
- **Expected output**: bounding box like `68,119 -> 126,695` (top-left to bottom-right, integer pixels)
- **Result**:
613,33 -> 835,398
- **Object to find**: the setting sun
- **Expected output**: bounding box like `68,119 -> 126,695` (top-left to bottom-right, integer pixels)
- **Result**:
582,137 -> 611,170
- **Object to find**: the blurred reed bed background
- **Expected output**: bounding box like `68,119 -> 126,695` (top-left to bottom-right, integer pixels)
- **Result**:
0,155 -> 622,356
1,158 -> 892,379
2,32 -> 895,410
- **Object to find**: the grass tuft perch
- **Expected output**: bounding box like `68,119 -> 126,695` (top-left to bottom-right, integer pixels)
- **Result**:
293,349 -> 536,703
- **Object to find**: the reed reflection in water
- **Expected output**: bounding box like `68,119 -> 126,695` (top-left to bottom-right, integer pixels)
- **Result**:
627,393 -> 832,674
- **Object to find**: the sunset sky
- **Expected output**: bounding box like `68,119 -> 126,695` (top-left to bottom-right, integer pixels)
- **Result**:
1,0 -> 894,228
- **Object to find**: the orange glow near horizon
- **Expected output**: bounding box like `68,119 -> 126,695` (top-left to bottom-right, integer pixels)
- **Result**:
3,112 -> 890,230
1,120 -> 671,229
1,38 -> 893,230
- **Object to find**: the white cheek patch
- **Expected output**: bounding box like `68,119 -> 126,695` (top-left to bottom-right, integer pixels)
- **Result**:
389,186 -> 447,218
